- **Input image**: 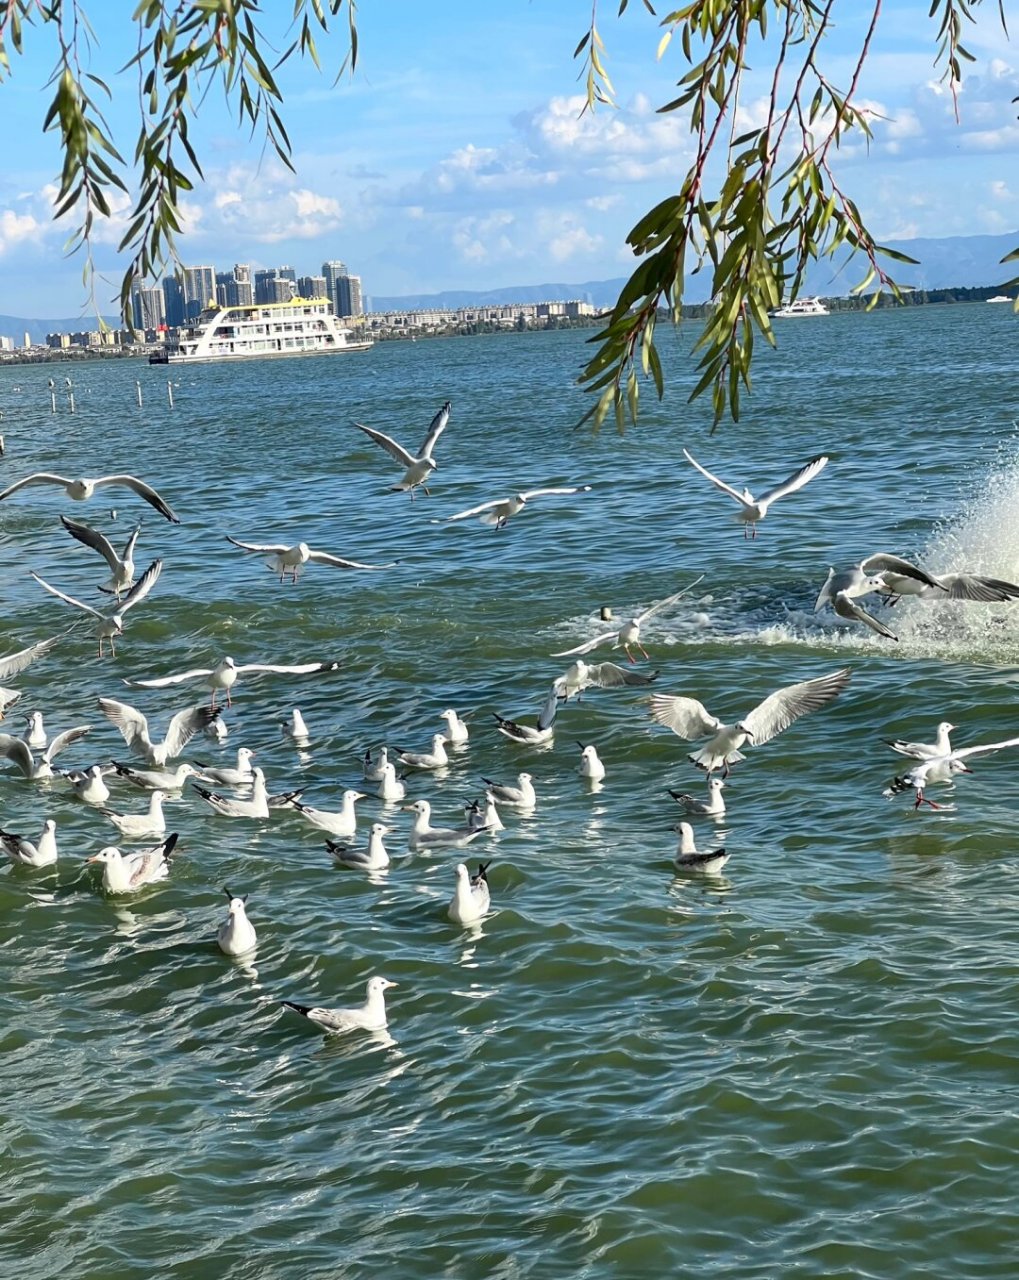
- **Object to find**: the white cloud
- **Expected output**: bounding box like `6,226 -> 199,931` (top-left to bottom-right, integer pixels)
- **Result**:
0,209 -> 42,254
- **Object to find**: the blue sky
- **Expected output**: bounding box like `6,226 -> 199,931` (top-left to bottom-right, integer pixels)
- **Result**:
0,1 -> 1017,318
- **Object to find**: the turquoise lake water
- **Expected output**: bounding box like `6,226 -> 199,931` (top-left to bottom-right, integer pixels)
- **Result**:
1,303 -> 1019,1277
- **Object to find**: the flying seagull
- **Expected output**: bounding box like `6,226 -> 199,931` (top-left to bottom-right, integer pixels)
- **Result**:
884,735 -> 1019,808
225,537 -> 397,583
650,667 -> 851,774
682,448 -> 829,538
0,472 -> 180,522
60,516 -> 141,597
553,659 -> 659,702
126,654 -> 339,708
440,486 -> 593,529
281,976 -> 397,1035
97,697 -> 220,765
354,399 -> 451,496
0,637 -> 59,719
552,579 -> 703,662
30,559 -> 163,657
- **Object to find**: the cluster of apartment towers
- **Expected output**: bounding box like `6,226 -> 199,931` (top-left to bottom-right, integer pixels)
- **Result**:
130,259 -> 363,331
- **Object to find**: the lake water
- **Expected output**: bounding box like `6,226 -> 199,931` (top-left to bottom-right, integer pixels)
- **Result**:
2,303 -> 1019,1278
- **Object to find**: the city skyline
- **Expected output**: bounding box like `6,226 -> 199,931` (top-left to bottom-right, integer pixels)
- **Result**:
1,3 -> 1018,317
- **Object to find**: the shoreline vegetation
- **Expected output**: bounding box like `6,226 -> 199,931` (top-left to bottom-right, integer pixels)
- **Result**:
0,284 -> 1014,367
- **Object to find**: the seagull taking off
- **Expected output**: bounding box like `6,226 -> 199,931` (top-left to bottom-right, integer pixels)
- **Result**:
31,559 -> 163,657
0,725 -> 90,780
97,697 -> 220,766
440,486 -> 592,529
61,516 -> 141,597
552,579 -> 703,662
0,472 -> 180,522
0,637 -> 59,720
225,537 -> 396,583
354,400 -> 451,497
650,668 -> 851,774
127,654 -> 339,708
553,659 -> 658,702
682,448 -> 829,538
884,735 -> 1019,808
281,976 -> 397,1035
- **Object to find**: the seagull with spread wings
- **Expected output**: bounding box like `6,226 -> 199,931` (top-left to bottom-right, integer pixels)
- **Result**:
127,654 -> 339,708
30,559 -> 163,657
884,735 -> 1019,808
97,696 -> 219,766
0,472 -> 179,522
553,659 -> 659,702
440,486 -> 592,530
650,668 -> 851,774
0,637 -> 59,719
552,578 -> 703,662
354,399 -> 451,496
682,448 -> 829,538
225,537 -> 396,583
0,725 -> 91,780
61,516 -> 141,597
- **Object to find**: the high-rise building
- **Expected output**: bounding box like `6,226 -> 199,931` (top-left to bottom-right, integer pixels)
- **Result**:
131,280 -> 166,330
182,265 -> 215,321
298,275 -> 327,300
254,269 -> 295,304
216,265 -> 254,307
162,275 -> 185,327
336,273 -> 363,319
322,260 -> 347,317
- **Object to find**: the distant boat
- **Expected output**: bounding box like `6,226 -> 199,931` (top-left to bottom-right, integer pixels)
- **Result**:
150,298 -> 373,364
771,296 -> 830,318
986,295 -> 1013,303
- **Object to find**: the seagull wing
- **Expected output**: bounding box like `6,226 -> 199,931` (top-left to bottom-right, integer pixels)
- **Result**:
536,684 -> 560,732
43,725 -> 91,764
60,516 -> 120,571
93,475 -> 180,523
128,667 -> 214,688
934,573 -> 1019,602
444,499 -> 504,522
757,454 -> 829,505
122,526 -> 142,559
117,559 -> 163,614
833,592 -> 899,640
518,486 -> 593,501
225,536 -> 290,554
98,697 -> 154,756
0,636 -> 58,682
419,400 -> 451,456
860,553 -> 941,589
550,630 -> 617,658
234,661 -> 339,676
813,567 -> 837,613
161,705 -> 216,758
648,695 -> 720,740
953,735 -> 1019,761
741,668 -> 851,746
0,473 -> 73,500
635,576 -> 706,624
586,661 -> 659,688
0,733 -> 36,777
681,449 -> 746,504
305,550 -> 397,569
30,572 -> 103,619
354,422 -> 416,467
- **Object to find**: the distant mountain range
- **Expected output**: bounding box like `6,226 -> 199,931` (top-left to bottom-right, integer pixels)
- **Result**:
3,230 -> 1016,339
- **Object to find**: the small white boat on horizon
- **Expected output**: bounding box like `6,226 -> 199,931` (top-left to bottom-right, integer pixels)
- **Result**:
771,296 -> 830,318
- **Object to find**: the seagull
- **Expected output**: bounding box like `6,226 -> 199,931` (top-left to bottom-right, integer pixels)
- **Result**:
439,709 -> 470,745
0,725 -> 90,780
288,790 -> 365,838
440,486 -> 593,529
375,762 -> 406,803
22,711 -> 47,749
883,721 -> 955,760
682,448 -> 829,537
846,553 -> 1019,604
87,833 -> 179,894
362,746 -> 390,780
0,472 -> 180,522
552,579 -> 703,662
466,790 -> 504,833
67,763 -> 112,806
355,399 -> 451,496
327,823 -> 392,871
127,655 -> 339,708
669,777 -> 726,817
113,760 -> 202,792
0,637 -> 60,718
225,537 -> 396,583
673,822 -> 730,874
480,772 -> 536,808
403,799 -> 488,851
282,709 -> 310,745
60,516 -> 141,597
553,659 -> 659,702
578,743 -> 606,783
192,768 -> 270,819
98,790 -> 167,840
1,819 -> 58,868
97,697 -> 220,766
650,668 -> 851,774
204,715 -> 229,743
493,685 -> 559,745
393,734 -> 449,770
218,887 -> 257,956
281,976 -> 397,1034
448,861 -> 491,925
884,735 -> 1019,808
31,559 -> 163,657
813,557 -> 941,640
193,748 -> 256,786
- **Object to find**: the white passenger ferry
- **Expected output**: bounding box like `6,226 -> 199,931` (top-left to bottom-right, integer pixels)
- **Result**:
771,296 -> 830,318
150,298 -> 373,364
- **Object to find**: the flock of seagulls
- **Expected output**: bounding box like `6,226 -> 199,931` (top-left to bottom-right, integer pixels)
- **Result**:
2,394 -> 1018,1042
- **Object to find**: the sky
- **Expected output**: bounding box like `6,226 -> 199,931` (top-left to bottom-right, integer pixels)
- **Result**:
0,0 -> 1017,318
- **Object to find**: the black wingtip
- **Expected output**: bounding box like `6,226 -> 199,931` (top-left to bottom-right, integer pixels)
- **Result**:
281,1000 -> 312,1017
162,833 -> 180,860
192,784 -> 213,800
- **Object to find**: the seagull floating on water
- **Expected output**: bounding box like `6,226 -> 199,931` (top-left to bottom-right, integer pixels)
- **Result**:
225,537 -> 397,582
883,721 -> 955,761
128,655 -> 339,708
669,776 -> 726,817
650,668 -> 851,774
362,746 -> 389,780
578,742 -> 606,783
193,747 -> 256,786
193,768 -> 270,818
327,823 -> 392,871
60,516 -> 141,597
448,861 -> 491,925
98,697 -> 220,766
480,772 -> 536,809
355,400 -> 451,497
98,789 -> 167,840
0,472 -> 180,521
440,486 -> 592,529
493,686 -> 559,745
404,799 -> 488,851
281,976 -> 397,1034
281,708 -> 310,744
31,559 -> 163,657
22,711 -> 47,749
682,448 -> 829,538
375,762 -> 406,803
67,764 -> 111,805
115,760 -> 201,792
393,735 -> 449,770
1,819 -> 58,868
673,822 -> 730,874
87,833 -> 179,894
218,887 -> 258,956
439,709 -> 470,745
289,790 -> 365,838
552,580 -> 703,662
